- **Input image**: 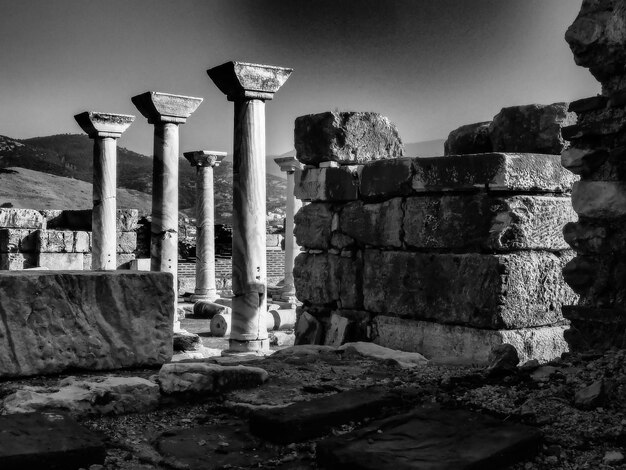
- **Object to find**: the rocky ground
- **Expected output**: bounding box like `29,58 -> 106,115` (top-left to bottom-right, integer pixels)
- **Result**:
1,343 -> 625,469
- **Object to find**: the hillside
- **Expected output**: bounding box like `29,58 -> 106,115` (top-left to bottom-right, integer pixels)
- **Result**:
0,134 -> 287,225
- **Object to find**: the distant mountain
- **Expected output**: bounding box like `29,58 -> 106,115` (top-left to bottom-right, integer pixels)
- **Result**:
0,134 -> 287,225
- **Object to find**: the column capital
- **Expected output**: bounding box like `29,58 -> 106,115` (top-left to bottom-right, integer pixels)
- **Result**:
274,155 -> 304,173
74,112 -> 134,138
184,150 -> 227,168
207,61 -> 292,102
131,91 -> 203,124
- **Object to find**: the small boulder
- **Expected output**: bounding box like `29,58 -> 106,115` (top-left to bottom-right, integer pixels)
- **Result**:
444,122 -> 493,155
173,330 -> 201,352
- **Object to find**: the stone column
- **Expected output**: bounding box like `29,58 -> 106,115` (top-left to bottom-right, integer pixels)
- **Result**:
183,150 -> 226,302
207,61 -> 292,353
131,92 -> 202,299
274,156 -> 304,300
74,112 -> 134,270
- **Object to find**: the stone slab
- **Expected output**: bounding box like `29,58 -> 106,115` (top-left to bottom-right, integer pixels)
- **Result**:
360,158 -> 413,198
316,405 -> 541,470
0,412 -> 106,470
412,153 -> 577,193
362,250 -> 576,329
0,271 -> 174,378
294,166 -> 361,201
0,229 -> 37,253
38,253 -> 84,270
0,209 -> 46,229
249,386 -> 395,443
339,198 -> 403,248
373,316 -> 569,365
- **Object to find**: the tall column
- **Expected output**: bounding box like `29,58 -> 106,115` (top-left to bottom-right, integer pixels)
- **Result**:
131,92 -> 203,300
183,150 -> 226,302
208,61 -> 292,354
274,156 -> 304,300
74,112 -> 134,270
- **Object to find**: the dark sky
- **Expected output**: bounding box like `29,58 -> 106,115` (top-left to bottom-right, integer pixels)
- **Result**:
0,0 -> 598,157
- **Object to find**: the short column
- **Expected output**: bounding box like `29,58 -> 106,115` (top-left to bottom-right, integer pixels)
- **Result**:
131,92 -> 203,300
208,61 -> 292,353
74,112 -> 134,270
274,156 -> 304,300
183,150 -> 226,302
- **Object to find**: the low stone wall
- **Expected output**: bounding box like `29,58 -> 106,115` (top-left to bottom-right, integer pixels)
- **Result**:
0,271 -> 174,378
293,151 -> 579,364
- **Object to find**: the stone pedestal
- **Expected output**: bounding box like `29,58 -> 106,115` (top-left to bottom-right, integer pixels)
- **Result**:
274,156 -> 304,299
74,112 -> 134,270
183,150 -> 226,302
208,61 -> 292,353
131,92 -> 202,300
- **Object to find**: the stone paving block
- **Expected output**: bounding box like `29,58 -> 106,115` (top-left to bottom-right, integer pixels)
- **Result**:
339,198 -> 403,248
317,404 -> 541,470
360,157 -> 413,198
0,229 -> 37,253
294,166 -> 361,201
249,386 -> 395,443
38,252 -> 84,270
0,252 -> 37,270
0,412 -> 106,470
0,271 -> 174,378
0,208 -> 46,229
363,250 -> 576,329
293,202 -> 334,250
412,153 -> 577,193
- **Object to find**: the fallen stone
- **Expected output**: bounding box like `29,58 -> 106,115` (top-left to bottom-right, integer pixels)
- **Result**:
0,412 -> 105,470
173,330 -> 201,352
338,342 -> 428,368
444,121 -> 493,155
0,208 -> 46,229
3,376 -> 159,417
295,111 -> 404,165
249,386 -> 395,443
294,311 -> 325,345
158,362 -> 269,395
0,271 -> 174,378
574,379 -> 607,409
359,158 -> 413,198
294,166 -> 361,201
487,344 -> 520,372
373,316 -> 568,365
362,250 -> 575,329
489,103 -> 576,154
192,300 -> 231,319
293,202 -> 333,250
316,404 -> 541,470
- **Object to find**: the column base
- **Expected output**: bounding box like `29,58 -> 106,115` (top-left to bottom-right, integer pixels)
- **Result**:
223,338 -> 270,355
189,291 -> 218,303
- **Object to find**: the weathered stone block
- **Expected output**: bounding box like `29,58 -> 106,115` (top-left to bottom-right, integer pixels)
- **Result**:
571,180 -> 626,218
0,253 -> 37,270
360,158 -> 413,198
295,111 -> 404,165
489,103 -> 576,154
294,203 -> 333,250
412,153 -> 577,193
38,253 -> 84,270
294,166 -> 361,201
117,231 -> 137,253
36,230 -> 76,253
373,316 -> 568,365
363,250 -> 576,329
339,198 -> 403,248
0,209 -> 45,229
403,195 -> 575,251
444,121 -> 493,156
294,251 -> 363,309
0,271 -> 174,378
0,229 -> 37,253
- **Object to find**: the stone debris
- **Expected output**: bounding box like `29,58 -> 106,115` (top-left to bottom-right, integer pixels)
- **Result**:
338,342 -> 428,368
444,121 -> 493,155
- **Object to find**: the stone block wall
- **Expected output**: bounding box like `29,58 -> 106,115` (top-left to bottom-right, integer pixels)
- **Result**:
293,150 -> 579,364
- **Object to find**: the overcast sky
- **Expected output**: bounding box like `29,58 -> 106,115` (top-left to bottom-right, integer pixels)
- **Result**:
0,0 -> 598,157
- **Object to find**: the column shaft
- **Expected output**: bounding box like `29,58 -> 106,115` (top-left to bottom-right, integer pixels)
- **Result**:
194,165 -> 217,299
283,171 -> 302,291
92,137 -> 117,270
231,99 -> 268,346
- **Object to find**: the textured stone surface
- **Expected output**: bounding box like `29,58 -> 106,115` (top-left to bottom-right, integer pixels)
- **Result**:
444,121 -> 493,155
293,203 -> 334,249
0,229 -> 37,253
0,209 -> 45,229
0,271 -> 174,378
339,198 -> 403,248
0,412 -> 106,470
294,166 -> 361,201
403,195 -> 575,251
363,250 -> 576,329
207,61 -> 292,101
74,111 -> 134,137
373,316 -> 569,365
0,253 -> 37,270
359,158 -> 413,198
131,92 -> 203,123
412,153 -> 577,193
489,103 -> 576,154
339,342 -> 428,368
158,362 -> 269,394
295,112 -> 404,165
37,252 -> 84,270
3,376 -> 160,417
36,230 -> 89,253
563,218 -> 626,255
571,180 -> 626,218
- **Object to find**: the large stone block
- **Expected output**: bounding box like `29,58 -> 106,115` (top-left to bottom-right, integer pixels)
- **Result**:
36,230 -> 84,253
295,112 -> 404,165
444,121 -> 493,156
0,229 -> 37,253
294,252 -> 363,309
0,209 -> 45,229
412,153 -> 577,193
339,198 -> 403,248
404,195 -> 575,251
373,316 -> 568,365
0,271 -> 174,378
489,103 -> 576,154
293,203 -> 334,250
363,250 -> 576,329
359,158 -> 413,199
294,166 -> 361,201
38,253 -> 84,270
571,180 -> 626,218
